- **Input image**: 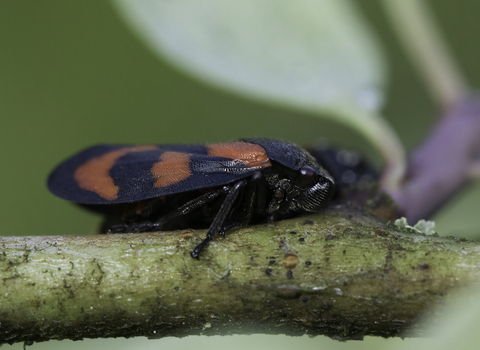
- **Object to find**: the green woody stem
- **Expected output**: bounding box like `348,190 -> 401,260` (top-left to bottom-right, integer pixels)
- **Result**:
1,204 -> 480,345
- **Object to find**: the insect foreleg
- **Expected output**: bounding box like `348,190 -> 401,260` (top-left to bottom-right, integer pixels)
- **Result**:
218,171 -> 262,237
191,179 -> 247,259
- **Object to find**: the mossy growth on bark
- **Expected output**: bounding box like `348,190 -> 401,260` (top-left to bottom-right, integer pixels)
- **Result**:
1,184 -> 479,345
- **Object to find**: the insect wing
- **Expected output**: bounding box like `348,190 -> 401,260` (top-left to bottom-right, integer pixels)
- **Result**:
48,143 -> 269,204
241,138 -> 312,170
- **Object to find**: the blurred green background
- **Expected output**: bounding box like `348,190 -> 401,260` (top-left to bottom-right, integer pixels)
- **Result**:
1,1 -> 480,349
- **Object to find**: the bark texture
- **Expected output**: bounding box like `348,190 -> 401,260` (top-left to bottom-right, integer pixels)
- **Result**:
1,189 -> 480,344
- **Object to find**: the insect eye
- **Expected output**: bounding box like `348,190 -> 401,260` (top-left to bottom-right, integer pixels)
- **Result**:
299,166 -> 316,185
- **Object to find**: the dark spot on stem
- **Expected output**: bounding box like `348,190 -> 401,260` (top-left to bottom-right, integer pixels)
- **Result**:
265,268 -> 272,276
418,264 -> 430,270
268,260 -> 276,266
290,231 -> 297,235
286,270 -> 293,279
305,261 -> 312,266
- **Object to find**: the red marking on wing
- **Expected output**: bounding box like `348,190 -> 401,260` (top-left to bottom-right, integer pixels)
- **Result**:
151,152 -> 192,188
206,142 -> 272,168
74,145 -> 157,200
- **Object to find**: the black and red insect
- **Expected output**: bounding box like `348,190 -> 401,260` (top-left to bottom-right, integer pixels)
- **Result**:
48,138 -> 335,258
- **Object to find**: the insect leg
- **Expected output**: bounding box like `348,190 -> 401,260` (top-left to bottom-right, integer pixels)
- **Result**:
191,179 -> 247,259
218,171 -> 262,237
108,187 -> 228,233
254,173 -> 268,216
152,188 -> 229,227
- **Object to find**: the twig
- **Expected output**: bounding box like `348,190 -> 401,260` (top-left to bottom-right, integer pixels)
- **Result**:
389,96 -> 480,223
381,1 -> 480,222
1,199 -> 480,345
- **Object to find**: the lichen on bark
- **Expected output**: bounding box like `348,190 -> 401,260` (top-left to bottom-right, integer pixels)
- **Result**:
1,185 -> 480,345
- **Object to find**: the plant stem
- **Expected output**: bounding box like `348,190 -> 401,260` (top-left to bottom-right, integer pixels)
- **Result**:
1,201 -> 479,345
382,0 -> 468,108
389,96 -> 480,223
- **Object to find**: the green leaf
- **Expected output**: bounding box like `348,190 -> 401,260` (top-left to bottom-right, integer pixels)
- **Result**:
112,0 -> 406,188
113,0 -> 385,111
